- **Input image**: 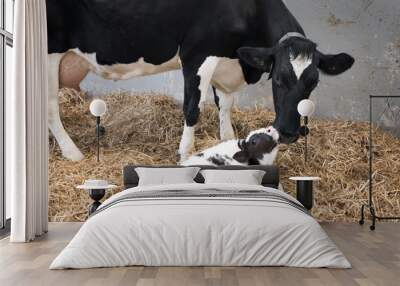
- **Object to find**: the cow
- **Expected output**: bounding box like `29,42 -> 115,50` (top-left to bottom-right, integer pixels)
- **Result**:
46,0 -> 354,162
181,126 -> 279,167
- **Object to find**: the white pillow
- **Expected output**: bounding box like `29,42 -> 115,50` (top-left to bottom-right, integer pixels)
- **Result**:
136,167 -> 200,186
200,169 -> 266,185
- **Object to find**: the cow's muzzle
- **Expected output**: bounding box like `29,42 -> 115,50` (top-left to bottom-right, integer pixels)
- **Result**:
278,131 -> 300,144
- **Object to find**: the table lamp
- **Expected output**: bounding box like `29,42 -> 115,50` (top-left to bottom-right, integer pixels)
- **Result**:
89,99 -> 107,162
297,99 -> 315,163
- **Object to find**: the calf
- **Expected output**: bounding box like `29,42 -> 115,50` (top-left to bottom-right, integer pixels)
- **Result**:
181,127 -> 279,167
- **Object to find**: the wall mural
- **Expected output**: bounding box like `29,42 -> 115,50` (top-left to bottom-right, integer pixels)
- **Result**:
47,0 -> 399,222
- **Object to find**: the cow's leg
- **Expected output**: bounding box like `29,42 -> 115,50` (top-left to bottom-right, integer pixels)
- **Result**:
197,56 -> 220,110
213,87 -> 235,140
179,57 -> 219,161
179,74 -> 200,161
48,53 -> 85,161
212,86 -> 220,109
211,58 -> 247,141
218,91 -> 236,140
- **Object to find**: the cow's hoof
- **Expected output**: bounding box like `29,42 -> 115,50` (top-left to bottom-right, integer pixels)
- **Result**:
62,150 -> 85,162
178,143 -> 194,162
179,154 -> 189,163
176,148 -> 189,163
220,128 -> 235,141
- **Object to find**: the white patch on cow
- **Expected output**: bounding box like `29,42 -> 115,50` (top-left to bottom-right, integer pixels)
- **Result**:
258,147 -> 279,165
70,48 -> 181,80
48,53 -> 85,161
179,123 -> 195,161
181,139 -> 243,166
197,56 -> 220,106
218,92 -> 236,140
290,54 -> 312,79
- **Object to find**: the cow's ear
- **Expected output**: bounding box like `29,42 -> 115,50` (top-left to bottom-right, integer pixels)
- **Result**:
316,51 -> 354,75
233,150 -> 250,163
237,47 -> 275,72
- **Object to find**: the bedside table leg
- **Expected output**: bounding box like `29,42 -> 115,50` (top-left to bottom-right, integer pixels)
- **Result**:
296,181 -> 314,211
89,201 -> 102,215
88,189 -> 106,215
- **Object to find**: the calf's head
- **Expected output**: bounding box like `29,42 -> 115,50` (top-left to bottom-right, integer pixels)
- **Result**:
238,37 -> 354,143
233,127 -> 279,164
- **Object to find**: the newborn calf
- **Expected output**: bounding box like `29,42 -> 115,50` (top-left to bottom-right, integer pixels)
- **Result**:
181,127 -> 279,166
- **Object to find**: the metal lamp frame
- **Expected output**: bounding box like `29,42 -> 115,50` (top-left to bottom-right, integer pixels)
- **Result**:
359,95 -> 400,230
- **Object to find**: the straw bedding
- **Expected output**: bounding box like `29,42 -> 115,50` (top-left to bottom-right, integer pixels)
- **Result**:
49,89 -> 400,222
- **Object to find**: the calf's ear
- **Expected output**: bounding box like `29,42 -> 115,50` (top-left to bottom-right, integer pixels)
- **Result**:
233,150 -> 250,164
316,51 -> 354,75
237,47 -> 275,72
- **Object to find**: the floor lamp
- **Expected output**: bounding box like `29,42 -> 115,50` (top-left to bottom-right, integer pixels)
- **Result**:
359,95 -> 400,231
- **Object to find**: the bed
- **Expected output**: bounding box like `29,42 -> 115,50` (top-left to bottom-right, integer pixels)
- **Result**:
50,165 -> 350,269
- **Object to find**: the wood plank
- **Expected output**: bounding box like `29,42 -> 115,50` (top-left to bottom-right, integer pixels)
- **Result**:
0,223 -> 399,286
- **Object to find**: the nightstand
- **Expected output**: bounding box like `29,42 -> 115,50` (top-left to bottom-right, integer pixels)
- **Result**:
289,177 -> 321,211
77,180 -> 117,215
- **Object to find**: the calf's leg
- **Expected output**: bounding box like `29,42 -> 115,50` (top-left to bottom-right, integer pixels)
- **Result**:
48,53 -> 84,161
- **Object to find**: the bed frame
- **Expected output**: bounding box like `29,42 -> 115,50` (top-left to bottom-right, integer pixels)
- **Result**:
123,165 -> 280,189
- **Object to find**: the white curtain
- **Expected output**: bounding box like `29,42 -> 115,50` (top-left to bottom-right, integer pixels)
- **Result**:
8,0 -> 49,242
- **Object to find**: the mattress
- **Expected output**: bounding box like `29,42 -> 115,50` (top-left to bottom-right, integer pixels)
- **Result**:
50,183 -> 350,269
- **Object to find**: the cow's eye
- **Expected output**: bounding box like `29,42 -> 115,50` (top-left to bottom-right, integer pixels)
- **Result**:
251,139 -> 257,145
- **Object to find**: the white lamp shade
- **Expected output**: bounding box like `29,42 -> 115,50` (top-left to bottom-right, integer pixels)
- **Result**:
297,99 -> 315,117
90,99 -> 107,117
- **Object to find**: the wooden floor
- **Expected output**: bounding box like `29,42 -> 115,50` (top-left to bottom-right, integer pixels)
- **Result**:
0,223 -> 399,286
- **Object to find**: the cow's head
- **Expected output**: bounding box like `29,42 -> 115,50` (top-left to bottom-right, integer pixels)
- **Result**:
237,37 -> 354,143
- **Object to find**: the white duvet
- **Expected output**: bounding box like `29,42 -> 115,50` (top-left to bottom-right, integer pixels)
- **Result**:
50,183 -> 350,269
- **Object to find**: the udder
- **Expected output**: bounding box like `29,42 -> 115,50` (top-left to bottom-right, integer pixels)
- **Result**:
211,58 -> 247,94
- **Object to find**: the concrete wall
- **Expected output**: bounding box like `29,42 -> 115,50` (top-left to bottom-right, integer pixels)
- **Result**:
81,0 -> 400,126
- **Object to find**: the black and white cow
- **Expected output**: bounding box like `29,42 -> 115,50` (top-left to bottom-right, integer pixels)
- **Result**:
46,0 -> 354,161
181,126 -> 279,167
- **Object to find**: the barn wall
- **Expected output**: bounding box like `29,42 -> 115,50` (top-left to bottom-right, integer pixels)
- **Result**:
81,0 -> 400,124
